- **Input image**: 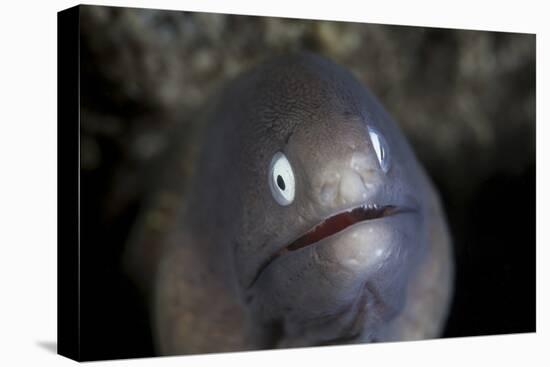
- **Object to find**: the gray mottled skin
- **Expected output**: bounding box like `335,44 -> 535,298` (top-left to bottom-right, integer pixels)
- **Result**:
126,52 -> 454,355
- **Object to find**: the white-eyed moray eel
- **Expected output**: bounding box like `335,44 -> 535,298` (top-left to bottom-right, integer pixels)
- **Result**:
125,52 -> 454,355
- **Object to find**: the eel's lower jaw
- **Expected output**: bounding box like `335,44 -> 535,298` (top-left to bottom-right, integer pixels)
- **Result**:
247,204 -> 415,289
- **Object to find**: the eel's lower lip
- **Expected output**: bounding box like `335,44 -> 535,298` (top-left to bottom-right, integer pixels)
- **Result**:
248,204 -> 415,289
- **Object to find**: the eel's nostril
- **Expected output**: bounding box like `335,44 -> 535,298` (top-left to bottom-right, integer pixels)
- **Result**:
339,169 -> 368,205
319,171 -> 340,206
320,181 -> 338,205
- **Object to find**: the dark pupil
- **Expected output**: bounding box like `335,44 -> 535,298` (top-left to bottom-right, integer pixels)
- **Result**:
276,175 -> 286,190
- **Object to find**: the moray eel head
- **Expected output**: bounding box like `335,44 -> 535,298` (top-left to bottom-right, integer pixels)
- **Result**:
230,53 -> 429,348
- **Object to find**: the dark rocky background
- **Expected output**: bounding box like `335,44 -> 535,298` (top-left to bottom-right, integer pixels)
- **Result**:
77,5 -> 535,361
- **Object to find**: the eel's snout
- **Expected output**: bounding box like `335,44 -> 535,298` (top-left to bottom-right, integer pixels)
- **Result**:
317,151 -> 384,209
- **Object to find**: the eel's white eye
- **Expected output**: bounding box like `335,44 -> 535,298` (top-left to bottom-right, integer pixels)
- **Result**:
368,127 -> 390,173
269,152 -> 295,206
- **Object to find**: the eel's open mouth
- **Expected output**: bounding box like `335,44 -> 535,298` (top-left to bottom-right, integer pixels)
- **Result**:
248,204 -> 410,288
284,205 -> 400,253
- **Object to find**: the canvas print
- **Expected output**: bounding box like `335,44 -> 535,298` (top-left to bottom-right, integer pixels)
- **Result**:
57,4 -> 535,361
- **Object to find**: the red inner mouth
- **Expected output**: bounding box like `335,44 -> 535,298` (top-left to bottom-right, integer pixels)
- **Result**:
283,205 -> 399,254
248,205 -> 403,288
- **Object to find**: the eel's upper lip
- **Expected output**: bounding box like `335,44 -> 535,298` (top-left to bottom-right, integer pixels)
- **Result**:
247,204 -> 415,289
